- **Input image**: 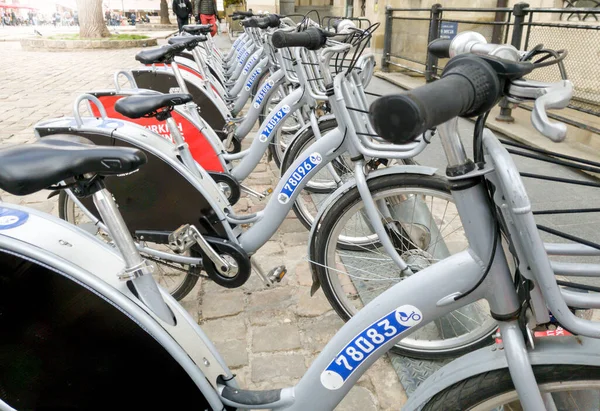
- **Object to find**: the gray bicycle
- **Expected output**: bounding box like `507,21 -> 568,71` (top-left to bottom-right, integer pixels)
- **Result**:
2,32 -> 600,411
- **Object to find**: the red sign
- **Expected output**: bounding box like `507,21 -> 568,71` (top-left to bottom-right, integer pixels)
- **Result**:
91,94 -> 224,172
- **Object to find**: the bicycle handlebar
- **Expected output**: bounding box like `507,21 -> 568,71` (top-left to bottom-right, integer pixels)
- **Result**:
232,10 -> 253,17
241,15 -> 279,28
428,38 -> 451,58
370,55 -> 502,144
271,28 -> 327,50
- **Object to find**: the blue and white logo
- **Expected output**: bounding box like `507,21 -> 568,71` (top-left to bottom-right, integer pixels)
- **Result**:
245,67 -> 262,91
320,305 -> 422,390
277,151 -> 322,204
253,79 -> 274,109
258,104 -> 290,143
0,207 -> 29,230
242,55 -> 258,76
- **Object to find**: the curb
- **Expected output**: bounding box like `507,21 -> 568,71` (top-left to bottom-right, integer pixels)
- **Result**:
19,37 -> 158,51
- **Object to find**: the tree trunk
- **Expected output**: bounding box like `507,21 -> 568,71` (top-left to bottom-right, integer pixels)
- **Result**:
76,0 -> 110,38
160,0 -> 172,24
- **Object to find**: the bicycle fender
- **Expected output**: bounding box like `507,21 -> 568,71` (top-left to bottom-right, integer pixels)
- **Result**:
403,336 -> 600,410
307,165 -> 438,296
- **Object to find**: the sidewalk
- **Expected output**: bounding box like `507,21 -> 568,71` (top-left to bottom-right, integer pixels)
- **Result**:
0,25 -> 176,42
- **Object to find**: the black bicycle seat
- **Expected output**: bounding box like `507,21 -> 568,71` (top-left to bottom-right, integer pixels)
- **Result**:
182,24 -> 212,35
135,44 -> 183,64
169,34 -> 207,47
0,136 -> 147,196
168,35 -> 207,49
114,93 -> 193,119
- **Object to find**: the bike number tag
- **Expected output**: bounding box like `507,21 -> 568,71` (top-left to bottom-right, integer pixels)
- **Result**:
258,104 -> 290,143
253,79 -> 274,109
321,305 -> 422,390
238,49 -> 249,65
245,67 -> 262,91
242,55 -> 258,75
277,152 -> 322,204
0,207 -> 29,230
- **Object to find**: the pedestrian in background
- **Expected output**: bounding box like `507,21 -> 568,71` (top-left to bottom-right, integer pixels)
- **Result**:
194,0 -> 219,36
172,0 -> 192,32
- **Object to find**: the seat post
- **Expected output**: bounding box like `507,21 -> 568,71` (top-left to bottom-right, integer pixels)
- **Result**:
163,113 -> 202,178
90,179 -> 175,324
170,61 -> 190,94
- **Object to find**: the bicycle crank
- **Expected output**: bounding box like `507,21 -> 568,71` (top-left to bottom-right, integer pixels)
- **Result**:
169,224 -> 251,288
201,237 -> 251,288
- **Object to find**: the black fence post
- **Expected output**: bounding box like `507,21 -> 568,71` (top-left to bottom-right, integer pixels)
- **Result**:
510,2 -> 529,49
496,2 -> 529,122
381,6 -> 393,72
425,3 -> 442,83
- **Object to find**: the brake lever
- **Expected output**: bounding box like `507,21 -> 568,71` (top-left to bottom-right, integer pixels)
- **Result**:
530,80 -> 573,142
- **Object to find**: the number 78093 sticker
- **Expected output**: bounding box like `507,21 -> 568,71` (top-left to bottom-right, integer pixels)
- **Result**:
320,305 -> 422,390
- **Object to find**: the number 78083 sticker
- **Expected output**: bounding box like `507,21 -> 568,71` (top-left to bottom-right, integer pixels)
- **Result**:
320,305 -> 422,390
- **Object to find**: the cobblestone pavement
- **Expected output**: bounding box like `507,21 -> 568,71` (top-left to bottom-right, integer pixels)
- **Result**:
0,37 -> 406,409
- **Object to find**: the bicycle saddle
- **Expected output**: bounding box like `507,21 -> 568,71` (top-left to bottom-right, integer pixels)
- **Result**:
114,93 -> 193,119
182,24 -> 213,35
135,44 -> 185,64
168,35 -> 207,50
0,136 -> 147,196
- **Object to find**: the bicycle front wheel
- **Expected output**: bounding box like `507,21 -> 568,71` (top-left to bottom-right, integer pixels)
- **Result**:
310,173 -> 497,359
423,365 -> 600,410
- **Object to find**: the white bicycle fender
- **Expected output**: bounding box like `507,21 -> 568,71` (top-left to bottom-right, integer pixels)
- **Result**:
403,336 -> 600,410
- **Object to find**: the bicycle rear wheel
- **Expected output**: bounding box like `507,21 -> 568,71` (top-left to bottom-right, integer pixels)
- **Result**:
58,191 -> 201,301
423,364 -> 600,410
311,173 -> 497,359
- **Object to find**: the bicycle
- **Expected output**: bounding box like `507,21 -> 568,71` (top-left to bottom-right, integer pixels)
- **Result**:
2,33 -> 600,411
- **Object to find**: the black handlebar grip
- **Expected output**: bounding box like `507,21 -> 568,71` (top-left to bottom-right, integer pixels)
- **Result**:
369,55 -> 502,144
233,10 -> 253,17
271,28 -> 326,50
428,38 -> 452,58
241,17 -> 259,28
256,14 -> 280,29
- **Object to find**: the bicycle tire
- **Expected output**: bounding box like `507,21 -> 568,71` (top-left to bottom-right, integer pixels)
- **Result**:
311,173 -> 496,359
282,119 -> 416,232
423,364 -> 600,410
58,191 -> 201,301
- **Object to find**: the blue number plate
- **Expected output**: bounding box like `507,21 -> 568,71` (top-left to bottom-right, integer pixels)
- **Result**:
253,79 -> 274,109
258,104 -> 290,144
245,67 -> 262,91
320,305 -> 422,390
242,55 -> 258,75
277,152 -> 323,204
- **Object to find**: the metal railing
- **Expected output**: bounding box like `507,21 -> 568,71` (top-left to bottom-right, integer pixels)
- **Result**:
382,3 -> 600,119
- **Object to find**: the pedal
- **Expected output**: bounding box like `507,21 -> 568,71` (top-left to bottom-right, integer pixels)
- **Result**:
267,265 -> 287,283
251,258 -> 285,287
